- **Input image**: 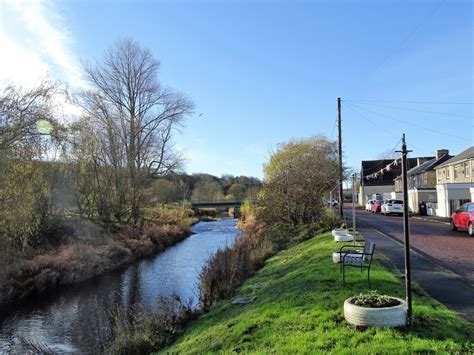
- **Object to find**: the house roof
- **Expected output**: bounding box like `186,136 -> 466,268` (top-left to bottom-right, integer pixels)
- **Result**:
435,146 -> 474,169
361,157 -> 432,186
406,153 -> 452,176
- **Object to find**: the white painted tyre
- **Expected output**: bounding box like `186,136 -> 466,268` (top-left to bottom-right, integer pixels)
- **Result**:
332,252 -> 362,263
334,233 -> 354,242
344,297 -> 407,327
332,228 -> 349,237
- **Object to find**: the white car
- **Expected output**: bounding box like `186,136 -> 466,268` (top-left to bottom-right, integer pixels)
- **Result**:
365,199 -> 375,211
381,199 -> 404,215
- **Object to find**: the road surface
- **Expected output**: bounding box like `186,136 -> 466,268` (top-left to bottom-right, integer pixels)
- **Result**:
346,207 -> 474,283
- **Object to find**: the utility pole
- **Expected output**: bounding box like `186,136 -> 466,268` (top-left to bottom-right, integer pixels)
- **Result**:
397,133 -> 413,327
351,173 -> 356,241
337,97 -> 344,217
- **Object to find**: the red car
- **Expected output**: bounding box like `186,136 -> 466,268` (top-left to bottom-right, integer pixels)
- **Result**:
450,202 -> 474,236
371,200 -> 383,213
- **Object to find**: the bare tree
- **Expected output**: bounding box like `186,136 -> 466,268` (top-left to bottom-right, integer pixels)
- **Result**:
0,82 -> 60,158
75,39 -> 194,224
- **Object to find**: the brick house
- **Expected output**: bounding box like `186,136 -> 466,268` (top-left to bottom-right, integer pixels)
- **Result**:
434,146 -> 474,217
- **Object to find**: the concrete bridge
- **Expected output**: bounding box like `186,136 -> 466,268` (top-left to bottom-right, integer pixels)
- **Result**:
191,200 -> 244,209
191,200 -> 249,218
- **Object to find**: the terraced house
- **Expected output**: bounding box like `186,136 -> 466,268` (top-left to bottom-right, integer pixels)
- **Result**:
434,146 -> 474,217
393,149 -> 452,214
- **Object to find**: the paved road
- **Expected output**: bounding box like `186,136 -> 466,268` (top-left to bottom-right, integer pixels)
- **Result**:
345,207 -> 474,283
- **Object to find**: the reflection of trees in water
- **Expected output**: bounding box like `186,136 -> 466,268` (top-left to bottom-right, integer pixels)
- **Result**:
127,264 -> 142,308
68,274 -> 128,352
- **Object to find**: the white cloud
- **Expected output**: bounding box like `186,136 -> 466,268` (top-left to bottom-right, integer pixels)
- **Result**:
0,0 -> 86,89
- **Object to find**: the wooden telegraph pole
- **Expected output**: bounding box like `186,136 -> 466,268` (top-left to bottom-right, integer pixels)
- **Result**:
337,97 -> 344,217
397,133 -> 413,326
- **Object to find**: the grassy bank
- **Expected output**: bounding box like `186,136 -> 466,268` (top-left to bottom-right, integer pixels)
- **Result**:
162,232 -> 474,353
0,206 -> 196,307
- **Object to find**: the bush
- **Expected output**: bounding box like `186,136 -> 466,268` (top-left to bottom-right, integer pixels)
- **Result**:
257,136 -> 339,225
0,160 -> 70,250
199,236 -> 256,310
108,296 -> 197,355
142,204 -> 195,226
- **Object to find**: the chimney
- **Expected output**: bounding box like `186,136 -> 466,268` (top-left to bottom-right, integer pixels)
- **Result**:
417,158 -> 422,166
436,149 -> 449,160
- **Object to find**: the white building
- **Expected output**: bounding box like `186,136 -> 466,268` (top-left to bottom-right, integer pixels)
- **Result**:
434,146 -> 474,217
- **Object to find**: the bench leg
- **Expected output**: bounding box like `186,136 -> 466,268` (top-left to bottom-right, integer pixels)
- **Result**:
342,265 -> 345,286
367,268 -> 371,289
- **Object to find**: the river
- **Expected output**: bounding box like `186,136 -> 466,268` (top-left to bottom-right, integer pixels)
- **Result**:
0,218 -> 240,353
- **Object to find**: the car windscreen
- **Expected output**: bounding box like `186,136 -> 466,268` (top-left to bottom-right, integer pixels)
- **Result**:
392,200 -> 403,204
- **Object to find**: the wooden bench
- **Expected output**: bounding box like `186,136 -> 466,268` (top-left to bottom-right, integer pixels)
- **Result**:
339,241 -> 376,288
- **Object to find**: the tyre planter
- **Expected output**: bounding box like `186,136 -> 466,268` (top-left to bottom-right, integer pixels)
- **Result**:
332,228 -> 349,237
334,233 -> 354,242
344,297 -> 406,327
332,251 -> 362,263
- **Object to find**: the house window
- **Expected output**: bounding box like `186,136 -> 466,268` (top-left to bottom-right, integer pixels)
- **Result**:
454,165 -> 458,179
464,162 -> 470,178
446,167 -> 450,181
423,173 -> 427,185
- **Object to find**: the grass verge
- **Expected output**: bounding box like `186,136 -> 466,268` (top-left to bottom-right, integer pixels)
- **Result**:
161,231 -> 474,353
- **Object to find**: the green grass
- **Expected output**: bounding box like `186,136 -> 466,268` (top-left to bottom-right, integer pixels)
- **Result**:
160,232 -> 474,354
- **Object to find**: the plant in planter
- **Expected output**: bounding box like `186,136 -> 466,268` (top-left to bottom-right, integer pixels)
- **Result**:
344,290 -> 407,327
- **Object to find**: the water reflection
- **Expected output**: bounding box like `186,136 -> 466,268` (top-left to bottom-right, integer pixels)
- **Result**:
0,219 -> 239,353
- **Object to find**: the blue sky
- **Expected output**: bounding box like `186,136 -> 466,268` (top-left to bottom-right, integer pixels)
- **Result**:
1,0 -> 472,178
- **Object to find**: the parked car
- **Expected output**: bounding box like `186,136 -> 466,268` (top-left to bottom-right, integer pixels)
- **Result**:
450,202 -> 474,236
365,199 -> 375,211
381,199 -> 404,216
371,200 -> 383,213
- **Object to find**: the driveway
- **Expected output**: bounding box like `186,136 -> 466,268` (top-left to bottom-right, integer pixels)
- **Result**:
345,207 -> 474,283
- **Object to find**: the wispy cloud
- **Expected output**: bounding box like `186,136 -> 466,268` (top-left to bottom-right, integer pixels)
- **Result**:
0,0 -> 85,89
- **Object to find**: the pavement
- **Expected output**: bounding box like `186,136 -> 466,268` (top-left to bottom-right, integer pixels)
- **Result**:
411,215 -> 450,225
357,225 -> 474,323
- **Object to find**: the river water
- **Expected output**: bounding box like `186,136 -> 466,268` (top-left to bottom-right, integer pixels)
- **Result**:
0,219 -> 240,354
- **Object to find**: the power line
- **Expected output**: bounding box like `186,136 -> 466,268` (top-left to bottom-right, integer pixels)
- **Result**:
330,118 -> 337,140
346,102 -> 473,119
369,0 -> 446,76
346,103 -> 441,157
348,102 -> 470,141
346,102 -> 403,143
346,99 -> 473,105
